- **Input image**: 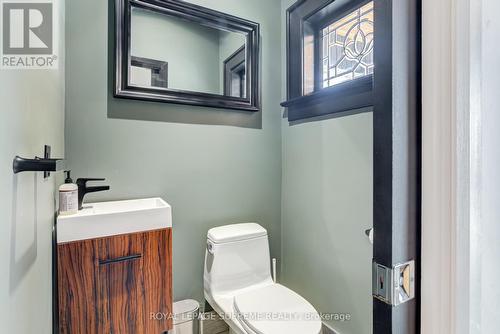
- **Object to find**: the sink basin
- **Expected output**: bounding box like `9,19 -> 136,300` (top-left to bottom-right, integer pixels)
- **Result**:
57,198 -> 171,244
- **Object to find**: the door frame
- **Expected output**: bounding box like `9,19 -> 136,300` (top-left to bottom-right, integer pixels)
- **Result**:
372,0 -> 421,332
421,0 -> 481,332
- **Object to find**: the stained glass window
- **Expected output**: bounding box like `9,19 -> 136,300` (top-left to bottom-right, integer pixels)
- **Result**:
321,2 -> 374,88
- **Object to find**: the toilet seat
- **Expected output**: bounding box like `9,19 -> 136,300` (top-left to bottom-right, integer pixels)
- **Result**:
233,284 -> 322,334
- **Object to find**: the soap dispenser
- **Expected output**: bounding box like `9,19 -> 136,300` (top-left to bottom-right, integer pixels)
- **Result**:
59,170 -> 78,215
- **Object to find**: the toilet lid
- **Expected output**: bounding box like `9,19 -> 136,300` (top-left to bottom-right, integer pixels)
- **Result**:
233,284 -> 322,334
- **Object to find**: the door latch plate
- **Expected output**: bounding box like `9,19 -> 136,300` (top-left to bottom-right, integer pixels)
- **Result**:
372,260 -> 415,306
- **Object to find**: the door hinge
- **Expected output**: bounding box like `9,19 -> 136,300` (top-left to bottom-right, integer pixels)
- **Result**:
372,260 -> 415,306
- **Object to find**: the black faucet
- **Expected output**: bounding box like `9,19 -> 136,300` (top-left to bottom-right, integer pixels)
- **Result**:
76,178 -> 110,210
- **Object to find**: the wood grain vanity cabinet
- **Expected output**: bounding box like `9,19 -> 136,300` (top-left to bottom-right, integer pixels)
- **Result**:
57,228 -> 172,334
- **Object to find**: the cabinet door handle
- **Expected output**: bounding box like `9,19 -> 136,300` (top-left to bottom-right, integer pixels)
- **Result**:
98,254 -> 142,265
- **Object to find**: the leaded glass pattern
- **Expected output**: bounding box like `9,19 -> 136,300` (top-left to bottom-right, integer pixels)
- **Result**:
321,2 -> 374,88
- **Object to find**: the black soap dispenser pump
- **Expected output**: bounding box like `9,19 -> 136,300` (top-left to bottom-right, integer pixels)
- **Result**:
64,170 -> 73,183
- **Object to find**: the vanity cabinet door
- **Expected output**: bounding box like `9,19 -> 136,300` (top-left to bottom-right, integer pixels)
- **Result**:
97,232 -> 145,333
141,229 -> 173,333
58,228 -> 172,334
57,238 -> 99,333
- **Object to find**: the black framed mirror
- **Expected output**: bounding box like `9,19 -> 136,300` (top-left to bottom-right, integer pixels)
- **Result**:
114,0 -> 260,111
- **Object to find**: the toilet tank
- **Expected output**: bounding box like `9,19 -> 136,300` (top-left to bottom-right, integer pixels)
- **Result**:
204,223 -> 272,296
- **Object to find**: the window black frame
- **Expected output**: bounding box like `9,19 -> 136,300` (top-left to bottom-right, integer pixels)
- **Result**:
281,0 -> 374,121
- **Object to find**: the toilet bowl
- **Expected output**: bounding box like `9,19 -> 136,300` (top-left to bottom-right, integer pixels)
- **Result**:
203,223 -> 322,334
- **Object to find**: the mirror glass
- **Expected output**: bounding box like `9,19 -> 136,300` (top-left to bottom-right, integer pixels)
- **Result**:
130,6 -> 248,98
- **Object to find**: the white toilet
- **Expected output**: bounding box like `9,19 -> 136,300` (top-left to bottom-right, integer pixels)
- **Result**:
204,223 -> 322,334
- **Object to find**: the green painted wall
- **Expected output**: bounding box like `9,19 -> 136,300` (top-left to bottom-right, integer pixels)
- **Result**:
280,113 -> 373,334
280,1 -> 373,333
65,0 -> 282,303
65,1 -> 372,331
0,3 -> 65,333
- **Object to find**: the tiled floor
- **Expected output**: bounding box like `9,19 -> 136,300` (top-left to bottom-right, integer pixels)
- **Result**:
201,311 -> 229,334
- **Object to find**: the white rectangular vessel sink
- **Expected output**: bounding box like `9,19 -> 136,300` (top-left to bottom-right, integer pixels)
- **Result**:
57,197 -> 171,244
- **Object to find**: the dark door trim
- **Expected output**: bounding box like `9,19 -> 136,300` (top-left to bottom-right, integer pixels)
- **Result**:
372,0 -> 421,333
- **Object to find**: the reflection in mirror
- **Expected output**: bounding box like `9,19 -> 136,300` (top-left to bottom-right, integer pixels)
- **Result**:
223,45 -> 246,98
130,6 -> 247,97
130,56 -> 168,88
